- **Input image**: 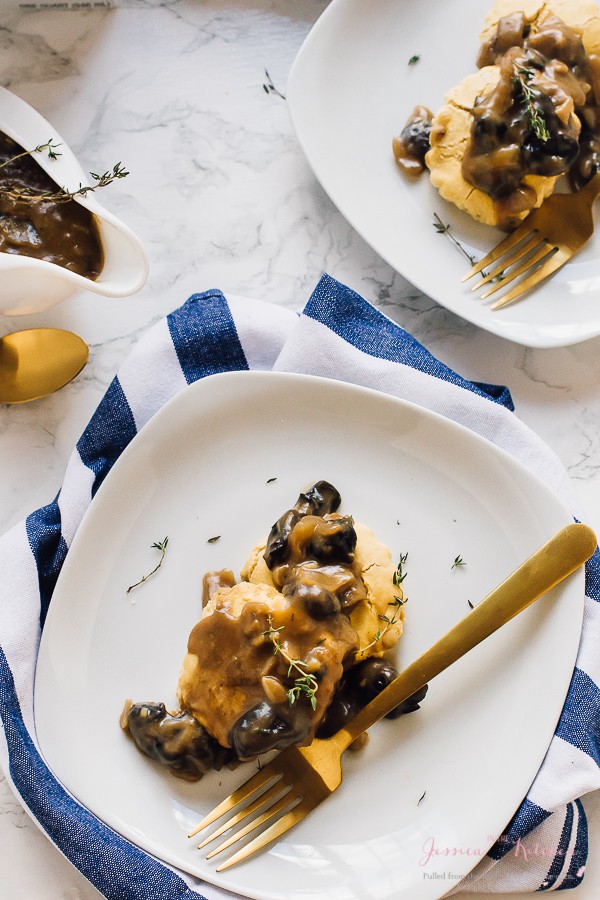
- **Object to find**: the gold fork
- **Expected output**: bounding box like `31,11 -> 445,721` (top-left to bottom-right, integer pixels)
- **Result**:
189,522 -> 596,871
463,172 -> 600,308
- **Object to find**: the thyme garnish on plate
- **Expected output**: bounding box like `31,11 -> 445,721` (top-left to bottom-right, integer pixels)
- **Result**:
262,619 -> 319,710
207,535 -> 221,544
126,537 -> 169,594
408,54 -> 421,65
451,555 -> 466,569
433,214 -> 505,282
434,213 -> 478,267
512,64 -> 550,143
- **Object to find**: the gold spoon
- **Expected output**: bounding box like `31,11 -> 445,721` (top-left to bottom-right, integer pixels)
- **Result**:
0,328 -> 89,404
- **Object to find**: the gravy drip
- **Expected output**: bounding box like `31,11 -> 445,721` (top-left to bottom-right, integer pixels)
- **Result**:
0,132 -> 103,277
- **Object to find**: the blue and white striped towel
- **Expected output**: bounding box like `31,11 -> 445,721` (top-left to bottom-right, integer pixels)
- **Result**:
1,274 -> 599,898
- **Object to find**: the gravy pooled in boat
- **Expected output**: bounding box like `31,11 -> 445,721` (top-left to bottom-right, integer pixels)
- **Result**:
0,132 -> 103,277
122,481 -> 424,781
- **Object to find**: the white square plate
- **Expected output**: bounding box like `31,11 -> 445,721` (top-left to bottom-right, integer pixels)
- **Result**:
34,372 -> 582,899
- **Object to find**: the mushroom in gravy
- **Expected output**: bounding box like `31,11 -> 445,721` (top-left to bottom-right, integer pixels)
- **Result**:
394,1 -> 600,228
121,481 -> 423,781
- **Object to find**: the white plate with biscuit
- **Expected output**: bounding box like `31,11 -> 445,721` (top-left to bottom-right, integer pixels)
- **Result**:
287,0 -> 600,348
34,371 -> 584,899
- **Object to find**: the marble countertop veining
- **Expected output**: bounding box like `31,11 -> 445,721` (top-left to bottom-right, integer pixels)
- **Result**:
0,2 -> 600,898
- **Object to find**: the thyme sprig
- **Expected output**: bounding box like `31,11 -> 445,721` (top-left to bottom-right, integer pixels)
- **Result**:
126,537 -> 169,594
434,213 -> 478,267
0,160 -> 129,204
393,551 -> 408,589
262,619 -> 319,710
360,552 -> 407,655
513,64 -> 550,143
408,54 -> 421,65
0,138 -> 62,173
433,214 -> 505,283
451,555 -> 466,569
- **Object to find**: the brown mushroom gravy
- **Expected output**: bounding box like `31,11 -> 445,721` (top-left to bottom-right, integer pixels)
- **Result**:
0,132 -> 103,277
392,105 -> 434,174
394,10 -> 600,214
122,481 -> 426,781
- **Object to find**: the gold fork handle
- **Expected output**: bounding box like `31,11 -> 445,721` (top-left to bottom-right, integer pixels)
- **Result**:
333,522 -> 596,751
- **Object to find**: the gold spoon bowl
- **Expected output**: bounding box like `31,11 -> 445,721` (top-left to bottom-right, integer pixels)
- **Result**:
0,328 -> 89,404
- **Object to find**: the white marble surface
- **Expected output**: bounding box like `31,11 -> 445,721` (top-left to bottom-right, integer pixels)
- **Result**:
0,1 -> 600,898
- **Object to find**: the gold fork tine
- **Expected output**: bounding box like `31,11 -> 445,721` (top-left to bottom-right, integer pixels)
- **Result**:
206,792 -> 299,862
197,780 -> 288,848
463,172 -> 600,306
214,796 -> 313,872
480,244 -> 555,299
472,233 -> 542,289
462,224 -> 537,281
187,766 -> 278,836
490,248 -> 571,309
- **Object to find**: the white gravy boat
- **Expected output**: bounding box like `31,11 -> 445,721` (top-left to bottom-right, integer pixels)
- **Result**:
0,86 -> 148,316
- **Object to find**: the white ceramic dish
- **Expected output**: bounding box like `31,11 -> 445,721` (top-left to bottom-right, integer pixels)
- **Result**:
287,0 -> 600,349
0,86 -> 148,315
34,371 -> 583,900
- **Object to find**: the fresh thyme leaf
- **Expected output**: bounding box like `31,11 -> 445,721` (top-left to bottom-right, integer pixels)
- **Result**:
513,64 -> 550,143
417,790 -> 427,806
408,54 -> 421,65
207,535 -> 221,543
393,551 -> 409,587
262,68 -> 286,100
467,599 -> 474,609
451,555 -> 466,569
261,624 -> 284,638
126,537 -> 169,594
263,616 -> 319,709
266,477 -> 277,483
287,673 -> 319,710
360,557 -> 407,654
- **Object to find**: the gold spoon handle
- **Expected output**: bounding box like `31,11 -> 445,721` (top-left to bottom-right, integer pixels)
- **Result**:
334,522 -> 597,751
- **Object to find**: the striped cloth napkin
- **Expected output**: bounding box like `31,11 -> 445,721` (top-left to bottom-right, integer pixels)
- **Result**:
1,274 -> 599,899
